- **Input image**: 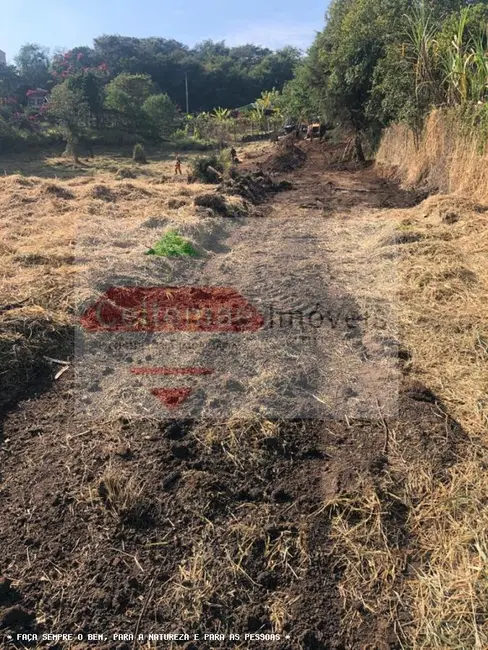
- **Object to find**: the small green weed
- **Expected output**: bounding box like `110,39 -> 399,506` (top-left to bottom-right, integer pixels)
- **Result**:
146,230 -> 199,258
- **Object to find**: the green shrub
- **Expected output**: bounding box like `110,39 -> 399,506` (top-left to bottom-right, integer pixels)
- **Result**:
0,117 -> 24,153
173,132 -> 217,151
132,143 -> 147,163
190,154 -> 225,183
146,230 -> 199,257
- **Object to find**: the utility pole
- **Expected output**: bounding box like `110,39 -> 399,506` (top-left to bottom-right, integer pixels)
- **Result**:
185,73 -> 189,115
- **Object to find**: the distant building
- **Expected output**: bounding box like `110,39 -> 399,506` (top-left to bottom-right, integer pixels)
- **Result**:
0,50 -> 6,65
26,88 -> 49,107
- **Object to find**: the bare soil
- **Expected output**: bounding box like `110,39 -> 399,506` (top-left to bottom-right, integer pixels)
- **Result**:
0,140 -> 468,649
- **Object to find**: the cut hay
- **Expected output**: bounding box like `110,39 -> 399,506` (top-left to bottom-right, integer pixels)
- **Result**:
0,152 -> 235,408
322,186 -> 488,649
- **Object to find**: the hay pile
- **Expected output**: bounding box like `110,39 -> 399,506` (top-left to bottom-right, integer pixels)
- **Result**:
0,166 -> 231,408
322,191 -> 488,649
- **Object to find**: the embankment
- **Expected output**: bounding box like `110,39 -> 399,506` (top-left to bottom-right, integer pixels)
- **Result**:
376,107 -> 488,202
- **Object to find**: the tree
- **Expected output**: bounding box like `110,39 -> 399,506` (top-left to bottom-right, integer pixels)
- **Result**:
47,82 -> 89,162
251,47 -> 301,94
279,57 -> 323,123
287,0 -> 416,154
0,65 -> 22,100
67,71 -> 106,128
105,72 -> 155,130
51,47 -> 106,81
15,43 -> 51,89
294,0 -> 488,151
142,94 -> 179,139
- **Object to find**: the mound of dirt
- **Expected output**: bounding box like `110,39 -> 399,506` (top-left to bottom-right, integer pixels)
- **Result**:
262,138 -> 307,173
194,193 -> 228,214
0,315 -> 71,411
220,170 -> 293,204
414,194 -> 488,222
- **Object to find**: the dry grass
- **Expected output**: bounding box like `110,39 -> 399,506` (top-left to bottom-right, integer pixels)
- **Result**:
324,126 -> 488,648
0,149 -> 250,408
377,108 -> 488,201
377,184 -> 488,439
192,417 -> 281,467
325,427 -> 488,649
91,465 -> 146,519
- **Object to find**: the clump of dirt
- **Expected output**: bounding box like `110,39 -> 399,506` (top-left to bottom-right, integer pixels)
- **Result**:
262,139 -> 307,173
0,316 -> 72,411
194,193 -> 230,216
220,170 -> 293,204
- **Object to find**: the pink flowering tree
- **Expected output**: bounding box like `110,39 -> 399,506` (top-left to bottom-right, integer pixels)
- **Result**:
51,48 -> 108,127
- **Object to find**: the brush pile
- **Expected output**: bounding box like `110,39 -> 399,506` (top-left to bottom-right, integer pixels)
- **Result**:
220,170 -> 292,204
262,137 -> 307,173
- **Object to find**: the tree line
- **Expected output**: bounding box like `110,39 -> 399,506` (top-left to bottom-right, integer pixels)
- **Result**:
0,37 -> 300,153
282,0 -> 488,157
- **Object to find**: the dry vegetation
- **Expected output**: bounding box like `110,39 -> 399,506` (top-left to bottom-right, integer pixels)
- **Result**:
2,133 -> 488,648
321,117 -> 488,649
377,107 -> 488,201
0,147 -> 252,408
377,110 -> 488,437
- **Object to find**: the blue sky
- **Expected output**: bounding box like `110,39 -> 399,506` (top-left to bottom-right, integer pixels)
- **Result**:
0,0 -> 328,62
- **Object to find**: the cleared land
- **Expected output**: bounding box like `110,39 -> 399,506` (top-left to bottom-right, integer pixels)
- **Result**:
0,139 -> 487,649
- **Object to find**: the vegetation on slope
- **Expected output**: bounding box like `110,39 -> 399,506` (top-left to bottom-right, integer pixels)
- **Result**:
0,39 -> 299,155
283,0 -> 488,153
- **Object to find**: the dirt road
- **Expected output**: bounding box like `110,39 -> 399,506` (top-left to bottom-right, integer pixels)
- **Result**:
0,141 -> 464,649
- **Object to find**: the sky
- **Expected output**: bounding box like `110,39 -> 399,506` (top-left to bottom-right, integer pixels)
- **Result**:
0,0 -> 328,62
